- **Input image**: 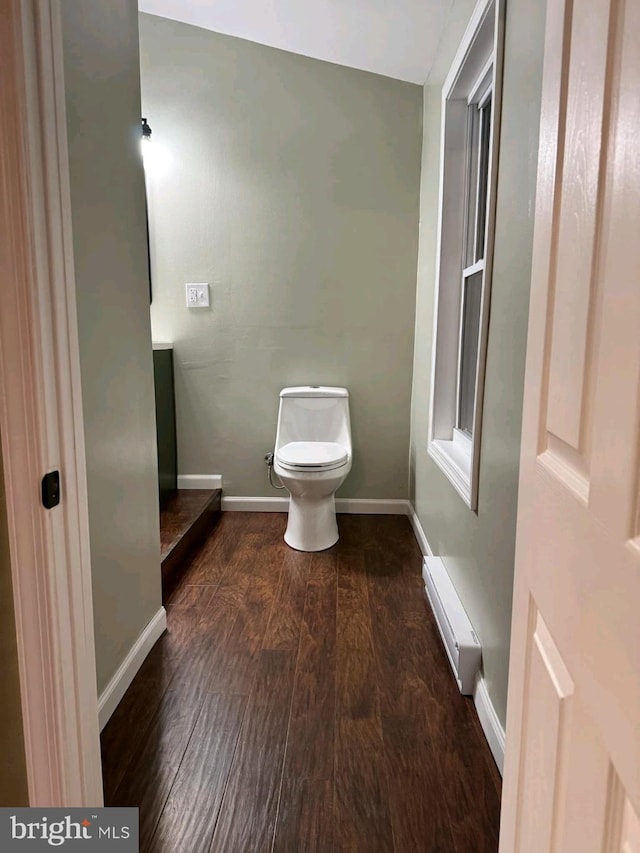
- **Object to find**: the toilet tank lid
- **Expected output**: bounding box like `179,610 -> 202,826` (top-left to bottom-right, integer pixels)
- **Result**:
280,386 -> 349,398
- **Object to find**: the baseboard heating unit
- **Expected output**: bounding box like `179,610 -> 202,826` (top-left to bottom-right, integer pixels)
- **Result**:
422,556 -> 481,695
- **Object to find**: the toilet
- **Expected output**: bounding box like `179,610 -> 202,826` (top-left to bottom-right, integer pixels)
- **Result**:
273,386 -> 352,551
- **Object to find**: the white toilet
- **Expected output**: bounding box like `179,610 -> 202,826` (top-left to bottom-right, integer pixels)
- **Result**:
273,386 -> 352,552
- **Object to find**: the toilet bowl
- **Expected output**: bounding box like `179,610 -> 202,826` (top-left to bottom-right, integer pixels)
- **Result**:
273,386 -> 352,551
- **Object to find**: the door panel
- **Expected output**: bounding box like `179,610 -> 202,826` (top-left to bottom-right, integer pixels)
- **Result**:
500,0 -> 640,848
515,607 -> 574,853
547,0 -> 611,451
602,771 -> 640,853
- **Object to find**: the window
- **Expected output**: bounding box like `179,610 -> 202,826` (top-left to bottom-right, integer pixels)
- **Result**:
458,83 -> 491,436
428,0 -> 503,510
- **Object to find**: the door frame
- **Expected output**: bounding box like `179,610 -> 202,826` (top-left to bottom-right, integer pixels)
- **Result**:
0,0 -> 103,805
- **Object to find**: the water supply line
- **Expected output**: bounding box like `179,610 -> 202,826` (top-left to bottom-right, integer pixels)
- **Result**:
264,452 -> 286,490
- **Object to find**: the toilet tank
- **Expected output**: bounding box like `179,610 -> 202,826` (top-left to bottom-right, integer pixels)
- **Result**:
275,387 -> 351,452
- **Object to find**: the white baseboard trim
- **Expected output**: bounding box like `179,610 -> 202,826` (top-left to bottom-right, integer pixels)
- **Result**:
409,504 -> 504,773
407,503 -> 434,556
177,474 -> 222,490
98,607 -> 167,731
222,496 -> 288,512
221,496 -> 410,514
336,498 -> 409,514
474,673 -> 506,775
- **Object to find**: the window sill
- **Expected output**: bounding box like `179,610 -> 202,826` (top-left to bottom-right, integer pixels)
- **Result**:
428,431 -> 473,507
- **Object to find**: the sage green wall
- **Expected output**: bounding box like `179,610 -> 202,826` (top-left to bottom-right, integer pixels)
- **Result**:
140,14 -> 422,498
61,1 -> 162,694
410,0 -> 546,727
0,440 -> 29,806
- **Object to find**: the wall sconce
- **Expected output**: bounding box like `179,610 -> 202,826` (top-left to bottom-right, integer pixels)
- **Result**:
140,116 -> 170,178
141,118 -> 153,303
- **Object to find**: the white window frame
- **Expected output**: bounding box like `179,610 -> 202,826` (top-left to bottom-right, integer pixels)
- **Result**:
428,0 -> 504,511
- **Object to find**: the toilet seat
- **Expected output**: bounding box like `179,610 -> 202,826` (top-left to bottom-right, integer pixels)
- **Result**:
276,441 -> 349,472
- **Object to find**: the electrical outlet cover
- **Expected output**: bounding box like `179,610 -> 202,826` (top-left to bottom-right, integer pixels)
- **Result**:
186,283 -> 209,308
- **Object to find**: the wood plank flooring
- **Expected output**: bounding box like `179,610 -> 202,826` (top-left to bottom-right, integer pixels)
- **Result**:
159,489 -> 221,559
159,489 -> 222,600
101,512 -> 502,852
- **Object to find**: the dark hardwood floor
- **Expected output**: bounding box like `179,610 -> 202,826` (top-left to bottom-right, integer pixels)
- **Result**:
101,512 -> 502,852
159,488 -> 221,599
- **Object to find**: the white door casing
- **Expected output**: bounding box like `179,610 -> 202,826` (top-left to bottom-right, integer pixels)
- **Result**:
0,0 -> 103,805
500,0 -> 640,849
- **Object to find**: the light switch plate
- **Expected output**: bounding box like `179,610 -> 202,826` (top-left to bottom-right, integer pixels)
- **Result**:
185,283 -> 209,308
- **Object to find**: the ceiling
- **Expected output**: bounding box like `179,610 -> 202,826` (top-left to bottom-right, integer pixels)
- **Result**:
138,0 -> 454,84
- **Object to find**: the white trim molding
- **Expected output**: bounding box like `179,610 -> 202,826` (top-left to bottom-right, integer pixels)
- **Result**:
0,0 -> 103,805
473,673 -> 506,774
428,436 -> 473,507
177,474 -> 222,490
428,0 -> 505,513
336,498 -> 409,515
222,496 -> 410,514
222,496 -> 289,512
408,504 -> 504,773
407,504 -> 434,557
98,608 -> 167,731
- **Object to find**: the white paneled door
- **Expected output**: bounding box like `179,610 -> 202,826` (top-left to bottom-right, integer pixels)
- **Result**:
500,0 -> 640,850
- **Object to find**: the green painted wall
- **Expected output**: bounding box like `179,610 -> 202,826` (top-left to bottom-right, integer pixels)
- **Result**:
140,14 -> 423,498
410,0 -> 546,727
61,0 -> 162,694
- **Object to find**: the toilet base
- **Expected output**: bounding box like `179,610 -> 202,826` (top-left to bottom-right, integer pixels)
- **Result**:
284,494 -> 339,552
